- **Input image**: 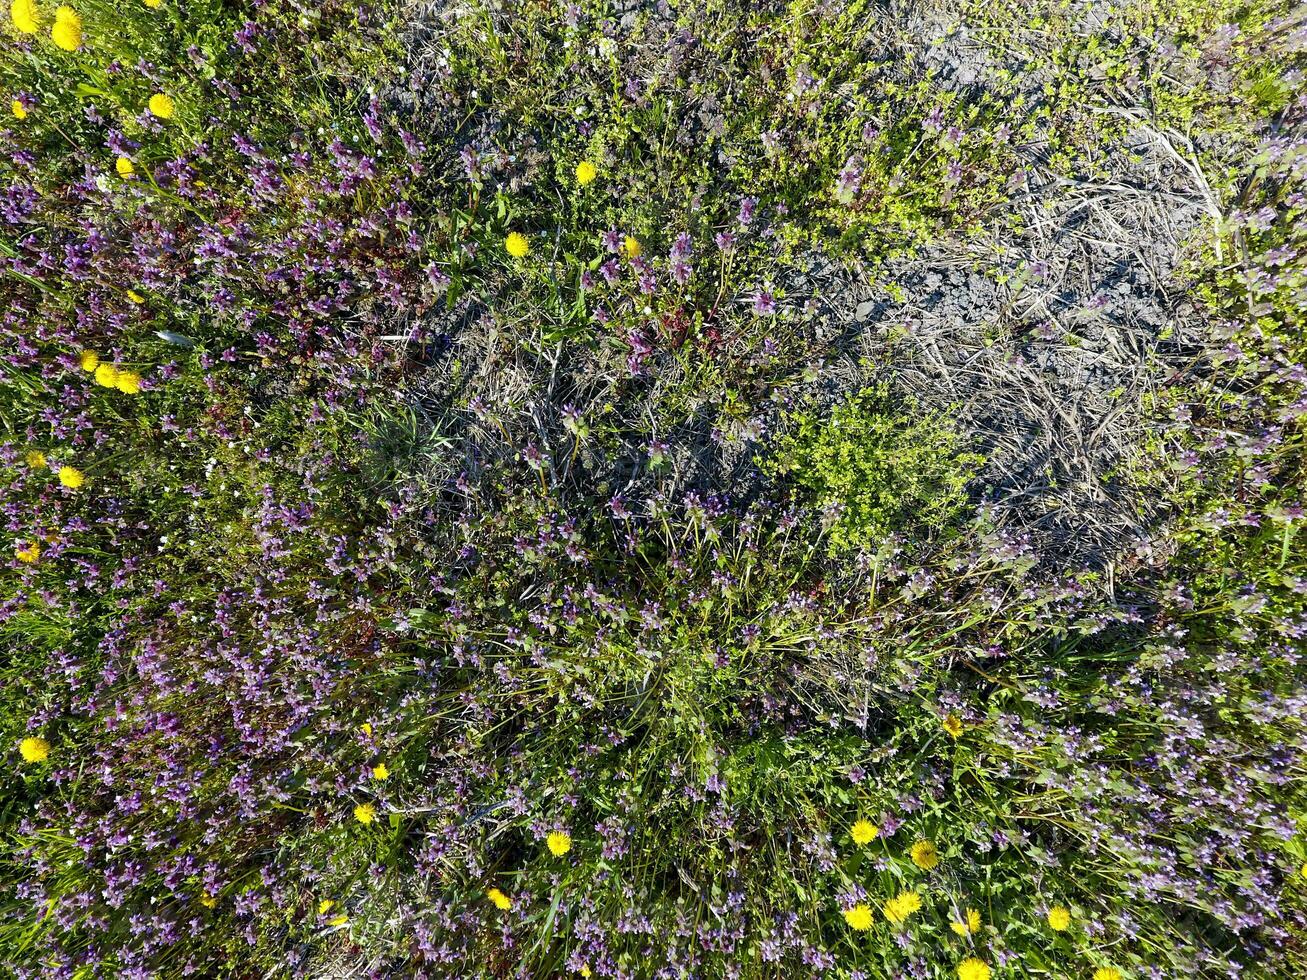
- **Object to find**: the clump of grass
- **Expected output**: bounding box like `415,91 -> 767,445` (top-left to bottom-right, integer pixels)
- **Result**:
772,384 -> 984,555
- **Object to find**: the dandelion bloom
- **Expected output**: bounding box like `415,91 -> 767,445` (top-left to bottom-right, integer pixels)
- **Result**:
143,0 -> 161,6
94,363 -> 118,387
114,371 -> 141,394
317,899 -> 335,914
1047,905 -> 1071,931
850,819 -> 878,845
15,541 -> 40,563
25,450 -> 45,468
11,99 -> 27,119
352,802 -> 375,825
504,232 -> 530,258
79,350 -> 100,372
50,6 -> 81,51
148,93 -> 175,119
910,839 -> 939,869
359,722 -> 372,735
115,156 -> 134,177
126,290 -> 145,304
546,830 -> 572,856
883,890 -> 922,924
942,713 -> 963,737
575,160 -> 597,185
950,908 -> 981,935
958,958 -> 991,980
623,235 -> 641,258
19,736 -> 50,762
842,903 -> 873,931
1093,970 -> 1122,980
371,762 -> 389,780
486,887 -> 512,910
10,0 -> 39,33
57,466 -> 84,489
198,893 -> 217,908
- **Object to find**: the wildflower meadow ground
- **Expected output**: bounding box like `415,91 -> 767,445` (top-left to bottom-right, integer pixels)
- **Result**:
1,1 -> 1305,978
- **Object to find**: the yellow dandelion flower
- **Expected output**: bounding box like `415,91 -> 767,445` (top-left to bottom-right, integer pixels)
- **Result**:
115,156 -> 134,178
10,0 -> 39,34
359,722 -> 372,735
11,99 -> 27,119
579,967 -> 591,979
79,350 -> 100,371
1301,861 -> 1307,881
57,466 -> 84,489
50,6 -> 81,52
842,903 -> 874,931
958,958 -> 991,980
623,235 -> 641,258
1047,905 -> 1071,931
198,892 -> 217,908
126,290 -> 144,304
910,839 -> 939,870
25,450 -> 46,468
1093,970 -> 1122,980
327,914 -> 348,927
942,713 -> 963,738
148,93 -> 174,120
546,830 -> 572,857
504,232 -> 529,258
486,887 -> 512,910
850,819 -> 878,846
114,371 -> 141,395
143,0 -> 161,6
371,762 -> 389,780
317,899 -> 335,914
575,160 -> 597,186
950,908 -> 981,936
15,541 -> 40,563
352,802 -> 375,825
93,363 -> 118,387
19,736 -> 50,762
883,890 -> 922,925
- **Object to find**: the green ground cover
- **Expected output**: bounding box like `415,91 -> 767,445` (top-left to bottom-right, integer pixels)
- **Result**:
1,1 -> 1305,977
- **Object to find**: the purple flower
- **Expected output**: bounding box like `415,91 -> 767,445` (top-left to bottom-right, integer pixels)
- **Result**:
834,155 -> 864,204
459,145 -> 481,181
363,98 -> 384,142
